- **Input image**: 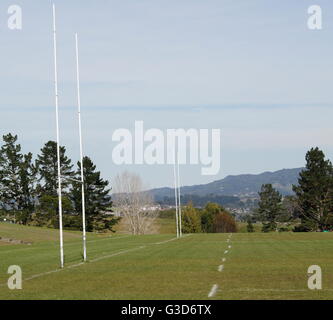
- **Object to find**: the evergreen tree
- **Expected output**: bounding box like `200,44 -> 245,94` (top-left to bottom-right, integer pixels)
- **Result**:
71,156 -> 118,232
281,196 -> 300,221
35,141 -> 74,228
201,202 -> 220,232
34,194 -> 73,228
257,184 -> 282,232
293,147 -> 333,231
0,134 -> 23,211
200,211 -> 213,233
247,218 -> 254,233
0,134 -> 37,223
36,141 -> 74,196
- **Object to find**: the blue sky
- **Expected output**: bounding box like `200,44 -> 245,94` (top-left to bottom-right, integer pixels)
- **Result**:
0,0 -> 333,188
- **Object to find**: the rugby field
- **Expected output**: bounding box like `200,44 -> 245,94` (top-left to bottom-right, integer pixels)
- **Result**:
0,223 -> 332,300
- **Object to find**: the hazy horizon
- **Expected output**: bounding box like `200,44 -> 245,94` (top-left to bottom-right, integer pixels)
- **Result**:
1,0 -> 332,188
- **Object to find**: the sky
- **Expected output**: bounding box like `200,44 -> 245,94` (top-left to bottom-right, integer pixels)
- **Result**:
0,0 -> 333,189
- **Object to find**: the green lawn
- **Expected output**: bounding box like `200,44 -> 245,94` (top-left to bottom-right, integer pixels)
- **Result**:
0,222 -> 332,300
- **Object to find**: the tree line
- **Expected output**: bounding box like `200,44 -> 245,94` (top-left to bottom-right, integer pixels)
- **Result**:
0,133 -> 120,232
160,202 -> 237,233
156,194 -> 242,209
249,147 -> 333,232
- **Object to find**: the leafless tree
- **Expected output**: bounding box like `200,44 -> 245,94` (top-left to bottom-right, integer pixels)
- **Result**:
113,171 -> 157,235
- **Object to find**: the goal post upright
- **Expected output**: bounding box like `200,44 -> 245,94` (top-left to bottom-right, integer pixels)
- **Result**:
75,33 -> 87,262
52,3 -> 64,268
173,148 -> 179,238
177,153 -> 182,237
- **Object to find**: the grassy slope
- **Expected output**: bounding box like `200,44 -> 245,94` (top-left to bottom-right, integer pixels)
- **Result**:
0,222 -> 82,243
0,223 -> 333,300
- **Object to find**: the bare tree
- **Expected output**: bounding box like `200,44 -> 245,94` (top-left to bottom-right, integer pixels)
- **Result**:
113,171 -> 157,235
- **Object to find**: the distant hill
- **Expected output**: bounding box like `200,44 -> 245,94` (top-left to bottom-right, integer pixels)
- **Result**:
150,168 -> 303,201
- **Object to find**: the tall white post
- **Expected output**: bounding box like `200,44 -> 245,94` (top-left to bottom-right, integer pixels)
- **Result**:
177,152 -> 182,237
75,33 -> 87,262
52,3 -> 64,268
173,148 -> 179,238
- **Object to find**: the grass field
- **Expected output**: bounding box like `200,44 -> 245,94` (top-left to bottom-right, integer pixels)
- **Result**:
0,222 -> 333,300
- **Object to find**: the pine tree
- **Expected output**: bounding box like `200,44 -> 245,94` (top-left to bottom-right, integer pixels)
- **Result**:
293,147 -> 333,231
0,134 -> 22,212
34,194 -> 73,228
71,156 -> 118,232
0,134 -> 37,223
35,141 -> 74,228
36,141 -> 74,196
257,184 -> 282,232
